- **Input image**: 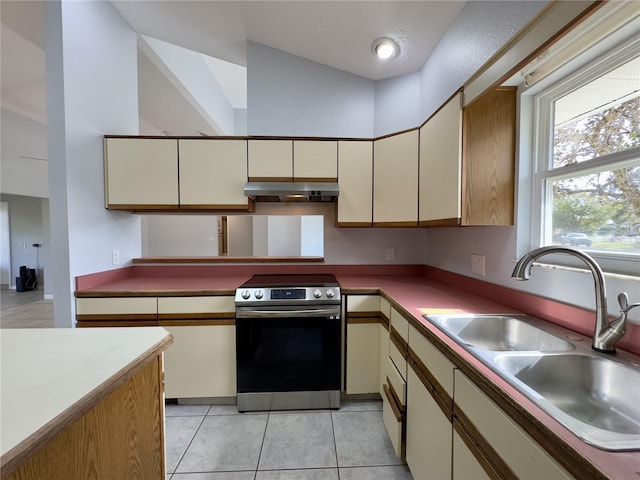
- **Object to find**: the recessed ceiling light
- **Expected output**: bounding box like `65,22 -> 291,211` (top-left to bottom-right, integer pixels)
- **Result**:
371,37 -> 400,60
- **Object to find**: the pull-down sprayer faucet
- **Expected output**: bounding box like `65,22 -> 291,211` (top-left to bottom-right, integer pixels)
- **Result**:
512,246 -> 639,353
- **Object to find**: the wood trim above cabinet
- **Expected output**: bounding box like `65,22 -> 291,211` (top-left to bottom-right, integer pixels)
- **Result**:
373,221 -> 418,228
418,218 -> 462,227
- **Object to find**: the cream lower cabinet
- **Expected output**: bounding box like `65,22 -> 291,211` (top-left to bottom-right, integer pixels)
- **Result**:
75,297 -> 158,327
406,324 -> 455,480
383,305 -> 409,460
162,324 -> 236,399
452,430 -> 491,480
453,370 -> 573,480
345,295 -> 383,395
158,296 -> 236,399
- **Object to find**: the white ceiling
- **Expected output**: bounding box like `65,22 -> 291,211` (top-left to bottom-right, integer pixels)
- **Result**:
0,1 -> 466,137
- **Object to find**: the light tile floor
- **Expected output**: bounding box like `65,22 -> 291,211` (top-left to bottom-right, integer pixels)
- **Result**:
0,288 -> 54,328
165,400 -> 413,480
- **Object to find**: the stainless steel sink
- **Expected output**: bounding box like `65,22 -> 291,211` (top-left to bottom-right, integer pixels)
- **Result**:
492,353 -> 640,450
423,313 -> 640,450
424,314 -> 574,352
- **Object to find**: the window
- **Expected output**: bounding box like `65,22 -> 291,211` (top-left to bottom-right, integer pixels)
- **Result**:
530,39 -> 640,273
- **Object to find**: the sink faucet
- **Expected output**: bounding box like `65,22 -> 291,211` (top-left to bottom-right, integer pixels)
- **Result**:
512,246 -> 639,353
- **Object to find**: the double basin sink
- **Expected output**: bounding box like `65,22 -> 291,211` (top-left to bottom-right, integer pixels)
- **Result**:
423,313 -> 640,451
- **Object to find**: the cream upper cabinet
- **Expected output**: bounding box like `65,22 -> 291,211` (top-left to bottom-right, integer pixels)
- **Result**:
293,140 -> 338,181
337,141 -> 373,226
373,130 -> 419,226
104,137 -> 178,210
247,139 -> 293,181
178,139 -> 251,211
419,92 -> 463,226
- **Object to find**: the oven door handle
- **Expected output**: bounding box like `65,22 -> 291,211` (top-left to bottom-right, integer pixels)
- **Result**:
236,308 -> 340,318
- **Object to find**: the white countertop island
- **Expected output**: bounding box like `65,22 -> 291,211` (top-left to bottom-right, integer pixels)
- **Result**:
1,327 -> 173,479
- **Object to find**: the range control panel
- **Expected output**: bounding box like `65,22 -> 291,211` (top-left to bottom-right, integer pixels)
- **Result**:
235,286 -> 341,304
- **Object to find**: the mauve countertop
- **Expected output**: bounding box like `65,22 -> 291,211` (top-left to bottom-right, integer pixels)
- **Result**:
75,266 -> 640,479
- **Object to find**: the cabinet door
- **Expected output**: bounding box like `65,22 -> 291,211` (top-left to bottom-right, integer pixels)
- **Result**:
453,429 -> 492,480
454,370 -> 572,479
293,140 -> 337,181
104,138 -> 178,209
419,92 -> 463,226
178,139 -> 251,211
337,141 -> 373,227
406,368 -> 452,480
462,87 -> 516,225
373,130 -> 419,226
247,139 -> 293,181
163,325 -> 236,398
346,322 -> 380,394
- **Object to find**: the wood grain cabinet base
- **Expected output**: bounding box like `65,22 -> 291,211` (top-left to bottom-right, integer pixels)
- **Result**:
5,357 -> 166,480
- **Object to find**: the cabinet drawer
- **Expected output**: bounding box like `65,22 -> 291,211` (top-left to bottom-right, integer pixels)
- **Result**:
76,297 -> 157,320
383,383 -> 404,460
157,296 -> 235,318
389,339 -> 407,383
346,295 -> 381,312
380,298 -> 391,320
390,308 -> 409,341
408,324 -> 454,397
454,371 -> 572,480
386,358 -> 406,406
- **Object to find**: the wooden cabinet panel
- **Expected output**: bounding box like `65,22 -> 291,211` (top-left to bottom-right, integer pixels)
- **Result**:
419,92 -> 463,226
178,139 -> 250,211
104,138 -> 178,209
462,87 -> 516,225
406,367 -> 452,480
337,141 -> 373,226
454,370 -> 572,479
373,130 -> 419,226
163,325 -> 236,398
293,140 -> 337,181
247,139 -> 293,181
6,357 -> 165,480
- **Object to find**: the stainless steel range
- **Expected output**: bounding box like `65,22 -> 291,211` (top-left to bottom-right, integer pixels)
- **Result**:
235,274 -> 342,412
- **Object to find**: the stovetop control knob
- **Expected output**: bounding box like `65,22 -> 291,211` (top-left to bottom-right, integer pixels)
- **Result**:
254,290 -> 264,299
313,289 -> 322,298
326,289 -> 335,298
241,290 -> 251,300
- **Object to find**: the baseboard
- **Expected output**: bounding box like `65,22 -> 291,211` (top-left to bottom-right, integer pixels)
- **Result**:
44,294 -> 53,300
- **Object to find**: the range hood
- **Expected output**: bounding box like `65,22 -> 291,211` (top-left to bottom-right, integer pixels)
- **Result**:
244,181 -> 339,202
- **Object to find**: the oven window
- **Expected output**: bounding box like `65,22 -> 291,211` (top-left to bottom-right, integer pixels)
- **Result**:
236,317 -> 341,393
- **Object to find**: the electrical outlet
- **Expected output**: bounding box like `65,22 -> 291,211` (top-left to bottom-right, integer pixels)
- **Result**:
471,254 -> 486,276
386,248 -> 395,261
111,249 -> 121,265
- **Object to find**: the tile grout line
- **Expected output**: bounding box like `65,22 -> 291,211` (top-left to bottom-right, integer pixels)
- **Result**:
254,410 -> 271,477
170,405 -> 212,477
330,408 -> 341,480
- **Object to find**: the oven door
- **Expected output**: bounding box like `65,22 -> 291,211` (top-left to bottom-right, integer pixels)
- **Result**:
235,305 -> 341,410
